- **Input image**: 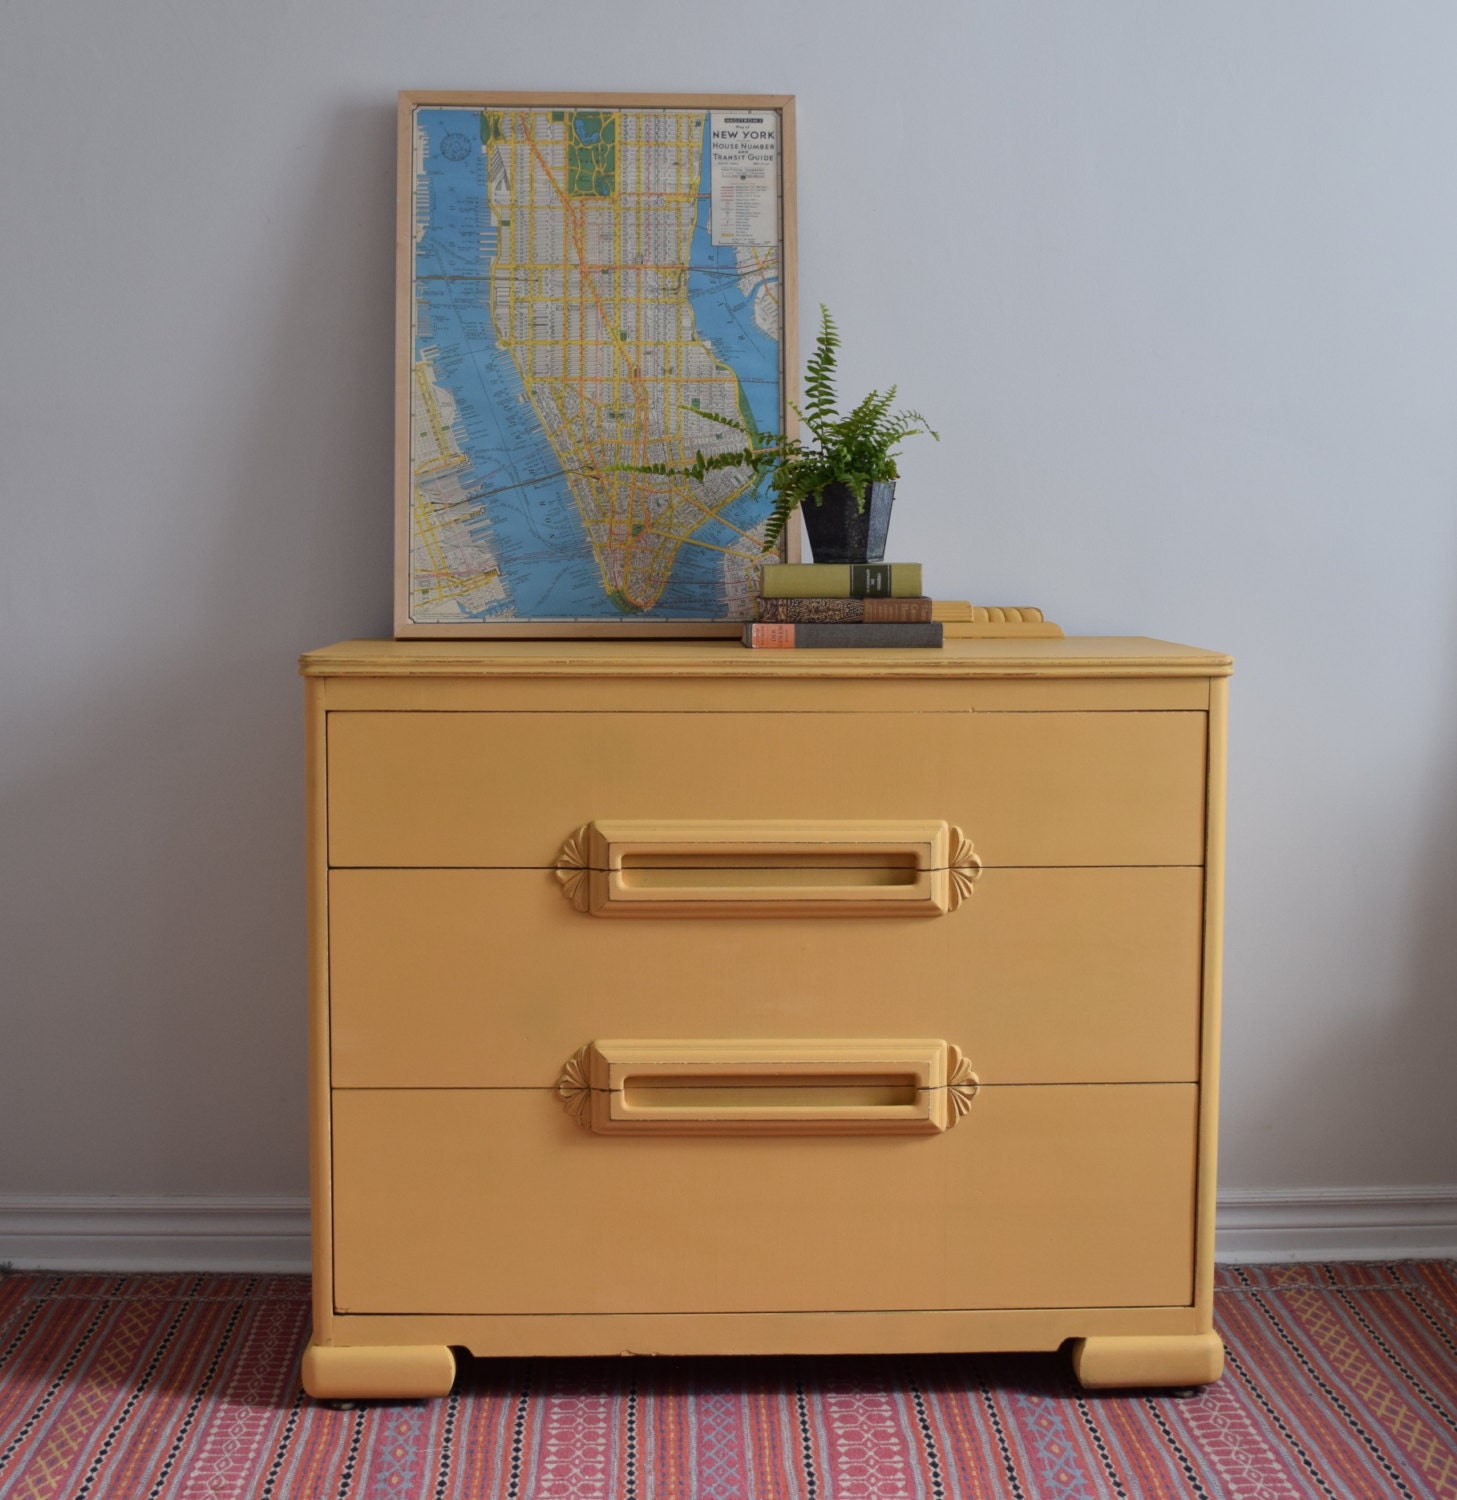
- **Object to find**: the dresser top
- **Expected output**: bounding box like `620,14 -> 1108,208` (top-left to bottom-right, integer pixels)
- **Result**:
300,637 -> 1231,680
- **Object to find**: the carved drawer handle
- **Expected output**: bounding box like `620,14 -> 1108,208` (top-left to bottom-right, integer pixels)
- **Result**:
555,820 -> 981,918
556,1039 -> 979,1136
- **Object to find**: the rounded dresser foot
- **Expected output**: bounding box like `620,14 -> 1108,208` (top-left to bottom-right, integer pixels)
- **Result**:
1070,1332 -> 1223,1391
302,1341 -> 457,1401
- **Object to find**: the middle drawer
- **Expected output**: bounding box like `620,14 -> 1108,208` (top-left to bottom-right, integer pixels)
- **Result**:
329,865 -> 1204,1087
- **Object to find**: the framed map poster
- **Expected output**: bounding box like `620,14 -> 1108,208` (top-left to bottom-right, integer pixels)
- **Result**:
395,91 -> 797,637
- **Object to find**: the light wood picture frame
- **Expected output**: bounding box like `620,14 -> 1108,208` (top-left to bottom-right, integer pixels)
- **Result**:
395,91 -> 798,638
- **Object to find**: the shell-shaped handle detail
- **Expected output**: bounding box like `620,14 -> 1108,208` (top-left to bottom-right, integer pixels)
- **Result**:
554,826 -> 592,912
556,1044 -> 592,1127
947,1044 -> 981,1120
947,827 -> 983,912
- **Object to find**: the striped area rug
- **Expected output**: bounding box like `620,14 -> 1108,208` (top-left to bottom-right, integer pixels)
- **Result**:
0,1263 -> 1454,1497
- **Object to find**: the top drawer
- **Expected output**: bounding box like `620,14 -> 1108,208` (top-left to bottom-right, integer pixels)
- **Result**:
327,711 -> 1207,868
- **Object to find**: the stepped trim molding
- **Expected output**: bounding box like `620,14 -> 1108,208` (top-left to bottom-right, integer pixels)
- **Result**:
0,1188 -> 1452,1275
0,1194 -> 311,1274
1214,1186 -> 1457,1263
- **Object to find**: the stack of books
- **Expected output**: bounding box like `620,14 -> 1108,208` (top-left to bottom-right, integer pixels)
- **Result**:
743,563 -> 943,649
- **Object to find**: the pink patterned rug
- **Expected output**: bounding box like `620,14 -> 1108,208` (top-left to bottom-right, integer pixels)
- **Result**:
1,1262 -> 1454,1497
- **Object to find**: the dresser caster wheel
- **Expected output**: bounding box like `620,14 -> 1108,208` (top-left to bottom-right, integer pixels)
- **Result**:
1070,1333 -> 1223,1390
1167,1387 -> 1202,1400
327,1400 -> 357,1411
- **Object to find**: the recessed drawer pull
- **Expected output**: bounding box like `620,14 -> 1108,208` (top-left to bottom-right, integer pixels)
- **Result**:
556,1039 -> 980,1136
554,820 -> 981,918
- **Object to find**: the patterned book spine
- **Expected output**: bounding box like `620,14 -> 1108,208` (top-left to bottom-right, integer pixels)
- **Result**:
754,596 -> 935,623
743,622 -> 944,649
758,563 -> 924,598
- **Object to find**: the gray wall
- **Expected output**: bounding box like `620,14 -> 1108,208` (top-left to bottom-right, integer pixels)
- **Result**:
3,0 -> 1455,1202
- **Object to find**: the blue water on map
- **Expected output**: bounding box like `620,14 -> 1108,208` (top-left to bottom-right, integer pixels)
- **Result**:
412,107 -> 780,619
685,135 -> 781,445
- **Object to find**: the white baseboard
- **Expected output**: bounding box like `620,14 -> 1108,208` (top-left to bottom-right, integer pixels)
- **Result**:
1214,1187 -> 1457,1263
0,1190 -> 1453,1276
0,1195 -> 311,1274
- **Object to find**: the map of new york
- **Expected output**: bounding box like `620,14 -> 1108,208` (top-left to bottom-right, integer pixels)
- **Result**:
409,105 -> 783,622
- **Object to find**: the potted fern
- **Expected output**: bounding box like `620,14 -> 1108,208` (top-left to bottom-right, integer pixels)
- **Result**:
619,306 -> 938,562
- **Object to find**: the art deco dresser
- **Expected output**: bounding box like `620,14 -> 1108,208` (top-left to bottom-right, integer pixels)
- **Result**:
297,633 -> 1231,1400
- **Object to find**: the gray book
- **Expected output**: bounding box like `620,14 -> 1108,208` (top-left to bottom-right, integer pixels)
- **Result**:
743,621 -> 944,649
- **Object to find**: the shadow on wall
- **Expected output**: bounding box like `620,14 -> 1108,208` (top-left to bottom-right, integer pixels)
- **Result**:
1221,522 -> 1457,1191
1349,596 -> 1457,1179
0,103 -> 397,1194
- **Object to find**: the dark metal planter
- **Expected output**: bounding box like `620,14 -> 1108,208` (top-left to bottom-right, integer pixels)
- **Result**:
800,481 -> 896,563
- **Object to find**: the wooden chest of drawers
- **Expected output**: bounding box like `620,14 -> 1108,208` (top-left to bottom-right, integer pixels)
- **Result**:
298,636 -> 1231,1400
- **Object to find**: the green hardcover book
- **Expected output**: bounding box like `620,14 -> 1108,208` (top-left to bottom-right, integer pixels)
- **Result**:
754,595 -> 935,623
758,563 -> 923,599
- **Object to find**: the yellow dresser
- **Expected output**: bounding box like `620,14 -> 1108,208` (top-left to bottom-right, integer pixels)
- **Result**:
298,636 -> 1231,1399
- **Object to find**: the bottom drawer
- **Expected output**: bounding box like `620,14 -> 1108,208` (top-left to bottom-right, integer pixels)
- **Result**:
331,1083 -> 1197,1315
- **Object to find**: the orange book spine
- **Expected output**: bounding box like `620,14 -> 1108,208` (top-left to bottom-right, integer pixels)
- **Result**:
743,622 -> 796,648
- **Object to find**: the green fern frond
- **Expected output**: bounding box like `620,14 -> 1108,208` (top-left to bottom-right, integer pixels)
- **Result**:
799,305 -> 840,439
605,306 -> 937,552
688,407 -> 753,436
